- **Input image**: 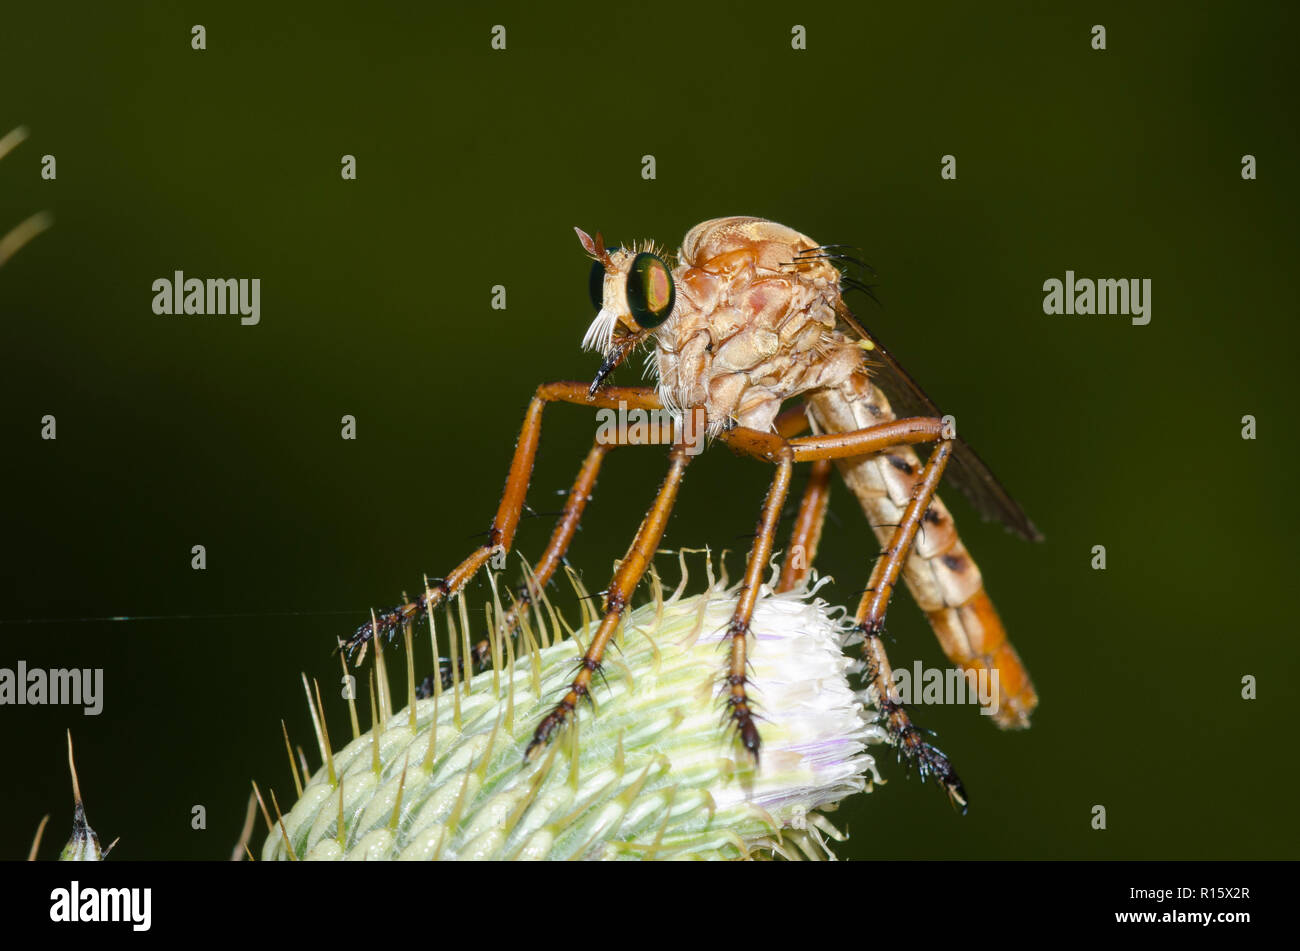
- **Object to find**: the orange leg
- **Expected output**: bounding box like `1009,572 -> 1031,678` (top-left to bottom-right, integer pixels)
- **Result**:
418,440 -> 612,695
342,384 -> 662,659
771,401 -> 832,593
796,414 -> 1038,732
776,458 -> 833,593
723,418 -> 968,810
852,441 -> 969,813
722,444 -> 793,759
526,442 -> 693,759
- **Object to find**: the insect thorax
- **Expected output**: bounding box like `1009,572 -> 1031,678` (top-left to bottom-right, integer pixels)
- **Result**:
652,217 -> 863,434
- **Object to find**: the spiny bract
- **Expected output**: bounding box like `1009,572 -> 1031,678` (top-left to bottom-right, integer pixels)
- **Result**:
262,562 -> 885,861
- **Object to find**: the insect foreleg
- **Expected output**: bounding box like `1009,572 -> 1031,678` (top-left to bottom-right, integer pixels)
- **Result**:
343,383 -> 663,662
418,441 -> 612,697
525,442 -> 692,760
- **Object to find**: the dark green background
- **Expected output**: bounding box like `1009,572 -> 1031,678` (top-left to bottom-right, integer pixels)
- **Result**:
1,1 -> 1296,860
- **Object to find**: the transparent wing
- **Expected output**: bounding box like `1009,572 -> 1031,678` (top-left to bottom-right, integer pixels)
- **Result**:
834,299 -> 1043,542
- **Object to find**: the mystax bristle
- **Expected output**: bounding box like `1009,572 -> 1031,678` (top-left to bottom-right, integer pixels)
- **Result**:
262,556 -> 885,861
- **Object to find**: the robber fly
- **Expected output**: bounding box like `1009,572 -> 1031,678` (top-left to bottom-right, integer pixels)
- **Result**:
342,217 -> 1042,812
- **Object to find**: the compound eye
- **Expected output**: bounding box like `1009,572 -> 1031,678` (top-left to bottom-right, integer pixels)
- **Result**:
587,246 -> 621,311
625,252 -> 675,329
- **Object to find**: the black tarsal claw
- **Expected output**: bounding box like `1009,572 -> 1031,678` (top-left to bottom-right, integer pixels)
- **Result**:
879,698 -> 969,814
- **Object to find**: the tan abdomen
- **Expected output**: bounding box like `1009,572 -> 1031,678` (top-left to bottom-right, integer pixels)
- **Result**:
807,373 -> 1038,728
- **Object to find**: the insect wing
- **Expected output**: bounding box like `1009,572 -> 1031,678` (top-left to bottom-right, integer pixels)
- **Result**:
834,301 -> 1043,542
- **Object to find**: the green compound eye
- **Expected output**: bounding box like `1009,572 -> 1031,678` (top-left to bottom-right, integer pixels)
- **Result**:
625,252 -> 675,329
588,246 -> 621,311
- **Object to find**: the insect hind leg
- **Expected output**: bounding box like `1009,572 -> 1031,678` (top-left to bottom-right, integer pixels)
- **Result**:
852,440 -> 969,812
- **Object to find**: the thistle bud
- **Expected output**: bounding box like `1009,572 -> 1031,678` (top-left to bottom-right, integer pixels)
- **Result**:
263,571 -> 885,861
